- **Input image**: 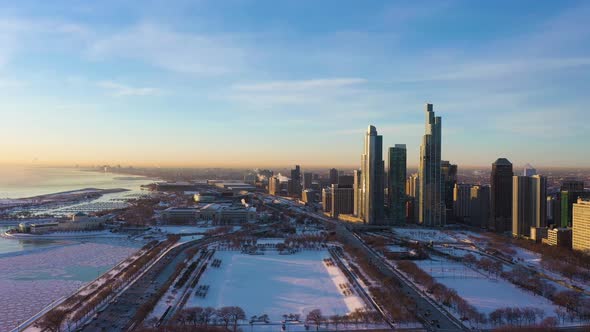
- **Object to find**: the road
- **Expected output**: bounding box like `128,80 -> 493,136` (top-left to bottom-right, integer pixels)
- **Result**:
80,238 -> 210,332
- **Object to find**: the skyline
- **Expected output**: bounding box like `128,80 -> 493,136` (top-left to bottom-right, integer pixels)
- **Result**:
1,1 -> 590,168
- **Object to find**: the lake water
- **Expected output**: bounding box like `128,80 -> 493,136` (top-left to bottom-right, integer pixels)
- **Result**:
0,166 -> 151,199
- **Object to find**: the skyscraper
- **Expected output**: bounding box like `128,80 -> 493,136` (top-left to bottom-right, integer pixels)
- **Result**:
418,104 -> 445,227
560,191 -> 590,228
329,168 -> 339,185
523,163 -> 537,177
406,173 -> 420,223
491,158 -> 513,232
338,175 -> 354,188
289,165 -> 301,198
388,144 -> 407,223
329,184 -> 354,218
359,125 -> 385,224
512,175 -> 547,238
441,161 -> 458,221
268,176 -> 280,196
303,172 -> 313,190
353,169 -> 362,217
561,179 -> 585,192
453,183 -> 472,223
470,185 -> 490,228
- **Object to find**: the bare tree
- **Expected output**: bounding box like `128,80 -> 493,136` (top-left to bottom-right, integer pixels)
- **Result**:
228,306 -> 246,332
306,309 -> 324,331
35,309 -> 66,332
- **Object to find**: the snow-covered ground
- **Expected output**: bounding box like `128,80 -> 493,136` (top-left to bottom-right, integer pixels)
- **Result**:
394,228 -> 458,243
415,258 -> 560,317
0,240 -> 140,331
184,250 -> 366,322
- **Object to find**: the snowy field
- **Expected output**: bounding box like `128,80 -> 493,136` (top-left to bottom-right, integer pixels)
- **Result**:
0,240 -> 139,331
185,250 -> 366,322
415,258 -> 559,316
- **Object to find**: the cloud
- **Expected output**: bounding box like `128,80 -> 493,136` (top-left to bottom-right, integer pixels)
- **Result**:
88,23 -> 247,75
97,81 -> 161,96
233,78 -> 367,92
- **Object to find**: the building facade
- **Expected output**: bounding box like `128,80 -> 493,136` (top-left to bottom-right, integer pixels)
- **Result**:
491,158 -> 514,232
441,160 -> 458,221
289,165 -> 302,198
359,125 -> 385,224
329,168 -> 339,185
573,198 -> 590,252
388,144 -> 407,223
512,175 -> 547,238
453,183 -> 472,222
418,103 -> 445,227
470,185 -> 490,228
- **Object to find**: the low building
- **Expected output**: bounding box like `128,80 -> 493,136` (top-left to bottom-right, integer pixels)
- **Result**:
198,204 -> 256,224
161,207 -> 199,223
530,226 -> 549,242
542,228 -> 572,248
573,198 -> 590,252
30,222 -> 60,234
194,192 -> 218,203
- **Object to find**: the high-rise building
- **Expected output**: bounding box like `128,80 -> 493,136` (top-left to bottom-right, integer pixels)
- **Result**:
573,198 -> 590,252
523,163 -> 537,177
453,183 -> 472,222
512,175 -> 547,238
329,168 -> 339,185
561,179 -> 585,192
418,104 -> 445,227
491,158 -> 514,232
338,175 -> 354,188
268,176 -> 280,196
470,185 -> 490,228
405,173 -> 420,223
441,160 -> 458,221
388,144 -> 407,223
322,187 -> 332,213
329,184 -> 354,218
359,125 -> 385,224
303,172 -> 313,190
302,189 -> 316,204
289,165 -> 302,198
560,190 -> 590,227
353,169 -> 362,217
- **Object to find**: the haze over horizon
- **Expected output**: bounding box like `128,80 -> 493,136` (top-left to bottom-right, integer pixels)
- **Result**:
1,0 -> 589,168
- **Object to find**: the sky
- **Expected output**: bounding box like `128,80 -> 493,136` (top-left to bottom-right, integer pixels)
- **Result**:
0,0 -> 589,169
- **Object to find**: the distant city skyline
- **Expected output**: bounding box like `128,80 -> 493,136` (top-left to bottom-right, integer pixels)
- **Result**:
1,0 -> 590,167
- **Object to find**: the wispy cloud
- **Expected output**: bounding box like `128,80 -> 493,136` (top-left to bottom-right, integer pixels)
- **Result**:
97,81 -> 160,96
233,78 -> 367,92
88,23 -> 247,75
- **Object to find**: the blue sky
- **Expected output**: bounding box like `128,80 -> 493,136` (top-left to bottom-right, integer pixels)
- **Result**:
1,0 -> 589,168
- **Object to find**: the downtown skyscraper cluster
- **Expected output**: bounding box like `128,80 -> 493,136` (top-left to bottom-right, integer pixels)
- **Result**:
352,104 -> 445,226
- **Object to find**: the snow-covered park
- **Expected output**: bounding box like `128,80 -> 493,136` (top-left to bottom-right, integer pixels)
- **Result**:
0,240 -> 140,331
415,257 -> 560,317
184,250 -> 367,323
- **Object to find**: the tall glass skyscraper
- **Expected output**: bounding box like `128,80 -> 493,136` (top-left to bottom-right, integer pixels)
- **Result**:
419,104 -> 445,227
491,158 -> 513,232
388,144 -> 406,223
359,125 -> 384,224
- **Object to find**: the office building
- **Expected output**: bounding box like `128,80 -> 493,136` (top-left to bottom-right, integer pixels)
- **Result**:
542,228 -> 572,248
470,185 -> 490,228
359,125 -> 385,224
573,198 -> 590,252
302,189 -> 316,204
329,184 -> 354,218
289,165 -> 302,198
338,175 -> 354,188
388,144 -> 407,223
418,103 -> 445,227
561,179 -> 584,192
268,176 -> 281,196
523,163 -> 537,177
322,188 -> 332,213
442,160 -> 458,221
491,158 -> 514,232
453,184 -> 472,223
560,191 -> 590,228
303,172 -> 313,190
406,173 -> 420,223
329,168 -> 339,185
512,175 -> 547,238
353,169 -> 362,217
